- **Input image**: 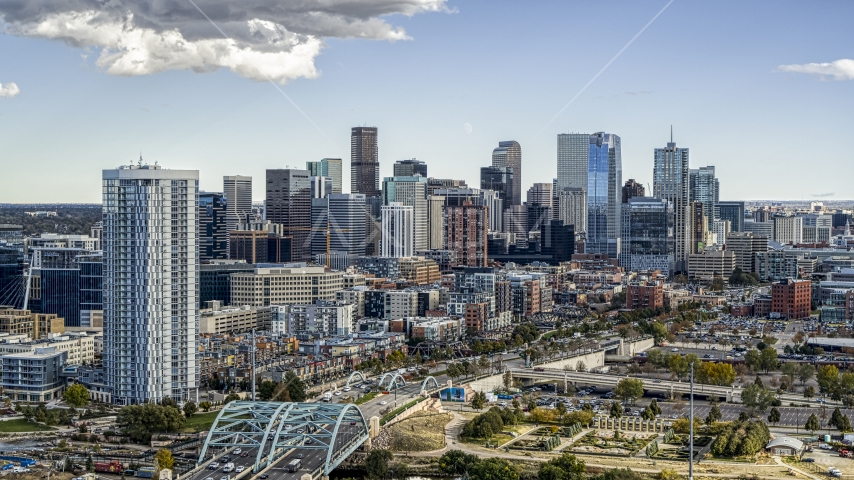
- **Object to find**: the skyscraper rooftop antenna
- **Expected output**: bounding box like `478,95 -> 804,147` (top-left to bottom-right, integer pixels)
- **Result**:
670,125 -> 673,143
138,153 -> 143,166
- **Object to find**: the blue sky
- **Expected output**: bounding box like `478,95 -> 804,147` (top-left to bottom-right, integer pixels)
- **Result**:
1,0 -> 852,203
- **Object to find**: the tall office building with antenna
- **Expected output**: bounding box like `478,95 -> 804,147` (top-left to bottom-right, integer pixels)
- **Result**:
653,128 -> 691,272
351,127 -> 380,198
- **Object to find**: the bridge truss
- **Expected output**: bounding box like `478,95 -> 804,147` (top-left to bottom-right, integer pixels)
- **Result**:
198,401 -> 370,475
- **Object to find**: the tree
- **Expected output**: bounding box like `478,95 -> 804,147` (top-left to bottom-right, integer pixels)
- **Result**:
63,383 -> 90,409
503,370 -> 514,389
183,401 -> 197,418
154,449 -> 175,472
224,393 -> 240,404
744,349 -> 761,372
365,449 -> 393,480
609,401 -> 623,419
116,403 -> 186,443
839,415 -> 853,433
199,401 -> 212,412
86,455 -> 94,472
805,413 -> 820,434
471,392 -> 487,411
648,398 -> 662,416
469,457 -> 518,480
768,407 -> 781,425
710,276 -> 725,292
759,347 -> 779,374
641,407 -> 656,421
741,384 -> 775,413
817,365 -> 840,395
804,386 -> 816,399
439,450 -> 480,476
538,453 -> 585,480
614,378 -> 644,406
258,380 -> 278,401
706,404 -> 722,425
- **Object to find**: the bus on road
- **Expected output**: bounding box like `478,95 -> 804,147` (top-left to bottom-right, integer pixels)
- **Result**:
286,459 -> 302,472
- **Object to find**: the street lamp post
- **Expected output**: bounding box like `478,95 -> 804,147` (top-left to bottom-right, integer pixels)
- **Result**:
689,362 -> 694,480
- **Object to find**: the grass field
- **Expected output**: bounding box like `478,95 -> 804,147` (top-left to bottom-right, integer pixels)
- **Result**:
0,418 -> 56,432
182,411 -> 219,432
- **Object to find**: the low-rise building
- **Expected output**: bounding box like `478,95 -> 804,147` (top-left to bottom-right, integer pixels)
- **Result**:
199,302 -> 273,334
0,347 -> 67,402
0,332 -> 95,365
0,308 -> 65,339
398,257 -> 441,285
625,281 -> 663,311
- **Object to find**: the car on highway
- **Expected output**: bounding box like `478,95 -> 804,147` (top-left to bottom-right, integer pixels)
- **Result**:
260,475 -> 269,479
343,387 -> 351,392
499,401 -> 507,407
233,449 -> 241,455
208,463 -> 219,470
671,348 -> 679,352
653,379 -> 661,383
235,467 -> 245,473
334,391 -> 342,396
220,476 -> 229,480
297,454 -> 304,459
380,400 -> 388,405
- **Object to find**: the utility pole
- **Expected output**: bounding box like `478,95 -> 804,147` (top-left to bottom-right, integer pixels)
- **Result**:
251,329 -> 256,401
689,361 -> 694,480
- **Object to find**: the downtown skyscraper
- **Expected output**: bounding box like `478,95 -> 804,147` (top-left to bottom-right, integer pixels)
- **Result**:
586,132 -> 622,257
351,127 -> 380,197
306,158 -> 343,194
653,136 -> 691,272
690,166 -> 719,224
223,175 -> 252,234
266,168 -> 312,262
491,141 -> 522,206
102,164 -> 198,405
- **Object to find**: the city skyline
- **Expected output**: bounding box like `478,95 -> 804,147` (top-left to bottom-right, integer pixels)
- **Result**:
1,1 -> 852,203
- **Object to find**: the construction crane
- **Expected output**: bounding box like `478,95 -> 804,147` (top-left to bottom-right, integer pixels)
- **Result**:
287,225 -> 350,268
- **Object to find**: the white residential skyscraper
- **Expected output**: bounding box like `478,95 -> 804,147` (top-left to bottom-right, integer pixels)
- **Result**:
381,203 -> 414,258
103,164 -> 199,405
223,175 -> 252,234
653,137 -> 691,272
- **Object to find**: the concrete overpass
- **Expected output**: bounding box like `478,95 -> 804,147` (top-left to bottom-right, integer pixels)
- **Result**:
507,367 -> 837,406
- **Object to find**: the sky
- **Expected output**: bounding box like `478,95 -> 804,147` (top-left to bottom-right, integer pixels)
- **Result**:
0,0 -> 852,204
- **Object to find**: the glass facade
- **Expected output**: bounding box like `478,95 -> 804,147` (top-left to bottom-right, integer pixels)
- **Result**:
480,166 -> 514,207
40,269 -> 80,327
689,166 -> 719,224
718,201 -> 745,232
620,197 -> 674,273
653,141 -> 690,271
199,192 -> 228,261
586,132 -> 622,257
491,141 -> 522,206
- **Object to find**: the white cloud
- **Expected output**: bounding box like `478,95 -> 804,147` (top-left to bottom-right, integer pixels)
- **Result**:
777,59 -> 854,81
0,83 -> 21,98
0,0 -> 450,83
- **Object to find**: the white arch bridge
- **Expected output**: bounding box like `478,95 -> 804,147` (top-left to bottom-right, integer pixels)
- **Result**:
195,401 -> 370,480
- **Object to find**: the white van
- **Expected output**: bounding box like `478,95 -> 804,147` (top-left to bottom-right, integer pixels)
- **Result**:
222,463 -> 235,473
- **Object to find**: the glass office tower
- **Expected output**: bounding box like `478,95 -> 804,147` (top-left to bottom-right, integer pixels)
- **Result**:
620,197 -> 674,273
690,166 -> 719,224
718,201 -> 745,232
491,141 -> 522,206
586,132 -> 622,257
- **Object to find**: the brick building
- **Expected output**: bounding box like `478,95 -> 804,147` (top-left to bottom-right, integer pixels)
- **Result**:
625,281 -> 663,311
771,278 -> 812,320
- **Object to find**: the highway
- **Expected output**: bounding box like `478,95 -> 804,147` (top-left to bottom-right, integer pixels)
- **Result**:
511,367 -> 839,406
